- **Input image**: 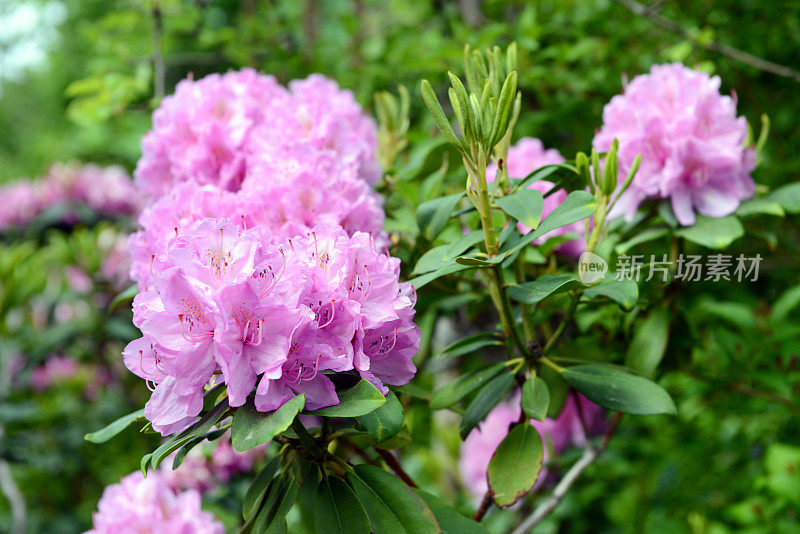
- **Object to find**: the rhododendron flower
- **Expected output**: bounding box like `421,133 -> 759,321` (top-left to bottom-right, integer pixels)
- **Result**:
593,63 -> 756,226
123,219 -> 419,435
87,471 -> 224,534
31,355 -> 79,391
134,69 -> 379,199
488,138 -> 585,256
459,393 -> 604,500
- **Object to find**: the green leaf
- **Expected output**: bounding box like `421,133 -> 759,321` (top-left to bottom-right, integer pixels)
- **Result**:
437,332 -> 503,359
614,227 -> 669,255
487,423 -> 544,507
84,408 -> 144,443
413,231 -> 484,275
232,395 -> 305,452
767,182 -> 800,214
243,473 -> 299,534
315,476 -> 371,534
459,372 -> 515,438
509,190 -> 597,256
496,188 -> 544,230
771,284 -> 800,323
625,309 -> 671,377
521,376 -> 549,422
356,390 -> 404,443
348,465 -> 441,534
489,71 -> 517,146
430,362 -> 507,410
513,163 -> 578,192
414,489 -> 490,534
584,279 -> 639,311
560,364 -> 677,415
737,198 -> 785,217
243,456 -> 282,520
312,379 -> 386,417
108,283 -> 138,312
407,263 -> 472,290
417,192 -> 465,241
507,274 -> 584,305
674,215 -> 744,249
421,80 -> 463,151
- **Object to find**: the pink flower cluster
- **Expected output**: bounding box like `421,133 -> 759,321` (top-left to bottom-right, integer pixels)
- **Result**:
488,138 -> 585,256
160,436 -> 267,493
0,162 -> 140,231
87,471 -> 224,534
459,393 -> 604,500
128,69 -> 385,288
123,219 -> 419,434
594,63 -> 756,226
30,355 -> 113,400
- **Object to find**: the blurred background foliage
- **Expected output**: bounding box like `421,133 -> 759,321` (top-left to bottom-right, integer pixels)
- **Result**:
1,0 -> 799,532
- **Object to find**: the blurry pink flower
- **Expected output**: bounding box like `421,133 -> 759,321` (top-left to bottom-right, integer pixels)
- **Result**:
31,355 -> 79,391
488,138 -> 585,256
593,63 -> 756,226
86,471 -> 224,534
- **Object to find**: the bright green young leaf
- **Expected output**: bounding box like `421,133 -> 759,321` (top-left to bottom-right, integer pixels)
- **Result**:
507,274 -> 584,304
487,423 -> 544,507
584,279 -> 639,311
459,372 -> 515,438
495,188 -> 544,230
625,309 -> 671,377
737,198 -> 785,217
315,476 -> 371,534
407,262 -> 472,290
675,215 -> 744,249
614,227 -> 669,255
509,190 -> 598,255
84,408 -> 144,443
356,390 -> 404,443
232,394 -> 305,452
521,375 -> 549,421
312,379 -> 386,417
430,362 -> 507,410
348,465 -> 441,534
414,489 -> 490,534
767,182 -> 800,214
560,364 -> 677,415
417,192 -> 465,241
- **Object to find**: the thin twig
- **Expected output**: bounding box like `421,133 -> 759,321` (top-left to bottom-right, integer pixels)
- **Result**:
613,0 -> 800,84
510,413 -> 623,534
472,490 -> 494,522
374,449 -> 418,488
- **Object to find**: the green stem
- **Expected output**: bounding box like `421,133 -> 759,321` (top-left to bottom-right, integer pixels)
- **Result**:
514,255 -> 536,344
291,418 -> 320,453
543,293 -> 580,354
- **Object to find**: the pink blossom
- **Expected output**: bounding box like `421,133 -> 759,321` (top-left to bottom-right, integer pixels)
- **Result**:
488,138 -> 585,256
593,63 -> 756,226
123,219 -> 419,435
86,471 -> 224,534
31,355 -> 79,391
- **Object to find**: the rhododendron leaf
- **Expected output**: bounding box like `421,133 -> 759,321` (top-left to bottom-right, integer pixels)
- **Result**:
243,456 -> 282,520
315,476 -> 371,534
521,375 -> 550,422
737,198 -> 785,217
107,283 -> 138,312
767,182 -> 800,214
437,332 -> 503,359
84,408 -> 144,443
312,379 -> 386,417
408,263 -> 472,290
496,188 -> 544,230
412,245 -> 457,275
395,138 -> 451,182
232,394 -> 305,452
459,372 -> 515,439
512,163 -> 578,192
356,390 -> 404,443
584,279 -> 639,311
625,310 -> 671,378
507,274 -> 584,304
414,489 -> 490,534
243,473 -> 298,534
417,192 -> 465,241
771,284 -> 800,323
508,190 -> 597,256
430,362 -> 506,409
487,423 -> 544,507
614,227 -> 669,255
674,215 -> 744,249
421,80 -> 465,153
561,364 -> 677,415
171,427 -> 226,470
489,71 -> 517,147
348,464 -> 441,533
